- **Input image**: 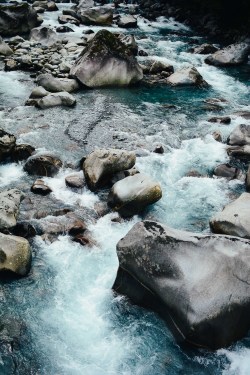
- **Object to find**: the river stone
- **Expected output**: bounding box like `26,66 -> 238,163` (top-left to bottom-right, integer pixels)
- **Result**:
166,66 -> 208,87
11,144 -> 35,162
65,174 -> 85,188
246,166 -> 250,192
31,179 -> 52,196
149,60 -> 174,75
36,92 -> 76,109
108,173 -> 162,217
113,220 -> 250,349
24,154 -> 62,177
213,164 -> 239,179
208,116 -> 231,124
227,145 -> 250,161
227,124 -> 250,146
0,2 -> 42,36
30,86 -> 49,98
118,34 -> 138,55
117,14 -> 137,28
58,14 -> 80,26
0,38 -> 13,56
83,148 -> 136,191
0,189 -> 23,230
29,26 -> 58,46
210,193 -> 250,238
0,233 -> 31,276
191,44 -> 218,54
70,29 -> 143,87
36,73 -> 80,93
0,128 -> 16,161
77,7 -> 113,26
205,43 -> 250,66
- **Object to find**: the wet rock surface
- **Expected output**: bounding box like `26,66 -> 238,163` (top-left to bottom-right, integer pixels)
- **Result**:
24,154 -> 63,177
113,221 -> 250,349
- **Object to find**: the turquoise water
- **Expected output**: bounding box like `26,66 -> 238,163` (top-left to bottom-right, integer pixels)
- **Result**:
0,9 -> 250,375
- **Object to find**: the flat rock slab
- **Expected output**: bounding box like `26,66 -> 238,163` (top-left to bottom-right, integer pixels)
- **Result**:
113,220 -> 250,349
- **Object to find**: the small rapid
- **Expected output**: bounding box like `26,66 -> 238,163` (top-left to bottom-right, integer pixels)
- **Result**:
0,8 -> 250,375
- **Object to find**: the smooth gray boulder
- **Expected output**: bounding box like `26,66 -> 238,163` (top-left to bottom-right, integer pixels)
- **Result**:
113,220 -> 250,349
108,173 -> 162,217
83,148 -> 136,191
0,189 -> 23,230
210,193 -> 250,238
70,30 -> 143,87
205,43 -> 250,66
29,26 -> 58,46
77,7 -> 113,26
36,92 -> 76,108
36,74 -> 79,93
24,154 -> 62,177
117,14 -> 137,28
167,67 -> 208,87
0,128 -> 16,161
0,37 -> 13,56
0,233 -> 31,276
227,124 -> 250,146
0,2 -> 42,36
30,86 -> 49,99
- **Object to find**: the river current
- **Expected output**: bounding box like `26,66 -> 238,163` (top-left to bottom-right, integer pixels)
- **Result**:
0,4 -> 250,375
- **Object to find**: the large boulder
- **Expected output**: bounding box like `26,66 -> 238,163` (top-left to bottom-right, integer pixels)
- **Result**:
210,193 -> 250,238
0,2 -> 42,36
24,154 -> 62,177
0,189 -> 23,230
205,43 -> 250,66
77,7 -> 113,26
70,29 -> 143,87
227,145 -> 250,161
29,26 -> 58,46
227,124 -> 250,146
83,148 -> 136,191
36,74 -> 79,93
36,92 -> 76,108
166,67 -> 208,87
0,233 -> 31,276
0,128 -> 16,161
108,173 -> 162,217
113,220 -> 250,349
0,37 -> 13,56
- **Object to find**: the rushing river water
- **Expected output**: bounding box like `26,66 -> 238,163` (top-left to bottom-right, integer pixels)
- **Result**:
0,4 -> 250,375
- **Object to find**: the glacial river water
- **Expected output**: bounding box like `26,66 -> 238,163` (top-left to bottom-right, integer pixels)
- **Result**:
0,4 -> 250,375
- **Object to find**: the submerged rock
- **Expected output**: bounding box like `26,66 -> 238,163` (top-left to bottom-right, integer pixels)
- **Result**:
246,166 -> 250,192
0,233 -> 31,276
24,154 -> 62,177
208,116 -> 231,124
113,220 -> 250,349
108,173 -> 162,217
0,2 -> 42,36
83,148 -> 136,191
36,92 -> 76,108
227,124 -> 250,146
0,189 -> 23,230
167,67 -> 208,87
210,193 -> 250,238
70,29 -> 143,87
36,73 -> 80,93
205,43 -> 250,66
